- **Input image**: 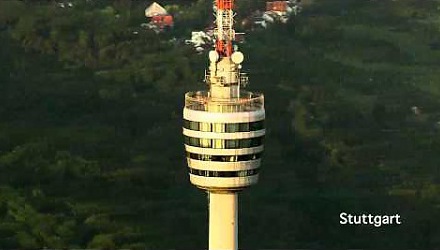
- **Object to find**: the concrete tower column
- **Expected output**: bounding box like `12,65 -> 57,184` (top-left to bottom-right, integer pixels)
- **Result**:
209,192 -> 238,250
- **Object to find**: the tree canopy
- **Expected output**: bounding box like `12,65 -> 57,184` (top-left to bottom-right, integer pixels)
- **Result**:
1,0 -> 440,248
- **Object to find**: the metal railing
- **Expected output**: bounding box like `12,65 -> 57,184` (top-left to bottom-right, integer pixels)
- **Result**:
185,91 -> 264,113
204,71 -> 249,87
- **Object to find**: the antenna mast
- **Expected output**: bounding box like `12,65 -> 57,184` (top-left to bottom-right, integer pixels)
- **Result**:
215,0 -> 235,57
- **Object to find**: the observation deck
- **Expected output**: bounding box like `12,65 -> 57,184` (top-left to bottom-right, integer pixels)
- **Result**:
185,90 -> 264,113
183,90 -> 265,191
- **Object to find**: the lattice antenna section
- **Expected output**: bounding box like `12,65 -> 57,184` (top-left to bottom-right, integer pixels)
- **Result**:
214,0 -> 236,57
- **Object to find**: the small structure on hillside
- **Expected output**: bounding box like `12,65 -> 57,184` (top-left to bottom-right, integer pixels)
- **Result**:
185,31 -> 214,53
145,2 -> 167,17
266,1 -> 288,15
251,0 -> 302,28
144,2 -> 174,31
150,15 -> 173,29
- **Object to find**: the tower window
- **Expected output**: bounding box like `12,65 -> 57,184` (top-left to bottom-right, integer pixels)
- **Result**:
183,120 -> 264,132
186,152 -> 262,162
184,136 -> 264,149
188,168 -> 259,177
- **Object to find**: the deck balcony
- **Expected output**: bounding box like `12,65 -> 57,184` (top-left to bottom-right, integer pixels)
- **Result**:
185,91 -> 264,113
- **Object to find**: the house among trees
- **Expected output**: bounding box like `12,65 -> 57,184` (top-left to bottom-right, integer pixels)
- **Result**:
247,0 -> 301,27
266,1 -> 288,15
144,2 -> 173,30
266,0 -> 302,16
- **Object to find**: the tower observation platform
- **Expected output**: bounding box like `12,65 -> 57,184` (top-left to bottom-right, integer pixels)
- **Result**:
183,0 -> 265,249
184,90 -> 265,191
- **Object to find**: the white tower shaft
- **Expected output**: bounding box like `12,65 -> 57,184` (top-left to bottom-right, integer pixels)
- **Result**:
209,192 -> 238,250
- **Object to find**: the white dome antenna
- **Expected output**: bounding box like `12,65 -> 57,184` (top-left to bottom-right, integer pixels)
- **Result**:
231,51 -> 244,64
209,50 -> 219,62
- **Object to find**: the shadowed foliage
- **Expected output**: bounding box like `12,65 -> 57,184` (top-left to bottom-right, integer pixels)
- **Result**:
0,0 -> 440,248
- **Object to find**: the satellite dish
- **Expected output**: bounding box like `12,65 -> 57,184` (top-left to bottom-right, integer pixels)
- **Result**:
209,50 -> 219,62
231,51 -> 244,64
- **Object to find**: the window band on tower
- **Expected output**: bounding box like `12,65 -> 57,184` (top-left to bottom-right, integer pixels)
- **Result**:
186,152 -> 262,162
188,167 -> 259,177
184,136 -> 264,149
183,119 -> 264,132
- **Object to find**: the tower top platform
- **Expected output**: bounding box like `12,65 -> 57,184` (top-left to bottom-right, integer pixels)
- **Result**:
185,91 -> 264,113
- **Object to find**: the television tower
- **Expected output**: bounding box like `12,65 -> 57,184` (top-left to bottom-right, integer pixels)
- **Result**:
183,0 -> 265,249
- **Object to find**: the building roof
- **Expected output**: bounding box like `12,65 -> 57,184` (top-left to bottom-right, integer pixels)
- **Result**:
266,1 -> 288,12
145,2 -> 167,17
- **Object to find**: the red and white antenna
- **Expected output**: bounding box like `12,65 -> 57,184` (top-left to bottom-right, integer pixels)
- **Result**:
214,0 -> 236,57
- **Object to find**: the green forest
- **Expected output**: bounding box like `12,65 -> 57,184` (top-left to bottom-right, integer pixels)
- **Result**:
1,0 -> 440,248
